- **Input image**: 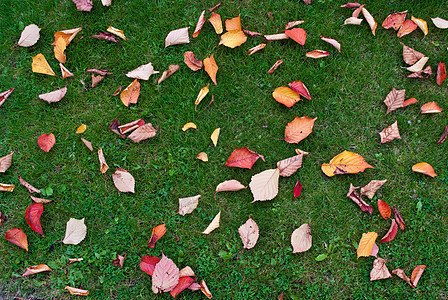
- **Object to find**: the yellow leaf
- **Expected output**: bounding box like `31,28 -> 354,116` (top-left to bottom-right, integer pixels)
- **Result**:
120,79 -> 140,107
182,122 -> 197,131
411,16 -> 428,36
272,87 -> 302,108
76,124 -> 87,133
195,85 -> 209,108
219,30 -> 247,48
107,26 -> 128,40
321,150 -> 373,177
31,54 -> 56,76
210,128 -> 220,146
357,232 -> 378,258
54,37 -> 66,63
65,286 -> 89,296
209,12 -> 223,34
202,211 -> 221,234
203,55 -> 218,85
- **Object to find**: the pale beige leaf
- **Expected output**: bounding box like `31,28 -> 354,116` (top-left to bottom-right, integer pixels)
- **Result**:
178,195 -> 200,216
30,195 -> 53,204
197,152 -> 208,162
357,232 -> 378,258
379,121 -> 401,143
360,179 -> 387,199
182,122 -> 197,131
158,65 -> 179,84
343,17 -> 363,25
18,175 -> 40,193
179,266 -> 195,277
63,218 -> 87,245
249,168 -> 280,202
320,36 -> 341,52
285,20 -> 305,30
17,24 -> 41,47
215,180 -> 246,193
370,258 -> 392,281
247,43 -> 266,55
22,264 -> 52,276
59,63 -> 74,78
362,7 -> 377,35
0,151 -> 13,173
112,169 -> 135,193
98,147 -> 109,173
65,286 -> 89,296
68,258 -> 84,264
209,12 -> 223,34
211,128 -> 220,146
400,42 -> 425,65
38,86 -> 67,103
107,26 -> 128,40
238,217 -> 259,249
118,119 -> 144,134
202,211 -> 221,234
432,17 -> 448,29
263,33 -> 289,41
128,123 -> 157,143
291,223 -> 312,253
126,63 -> 159,80
276,154 -> 303,177
101,0 -> 111,6
405,56 -> 429,72
165,27 -> 190,49
384,88 -> 405,114
81,138 -> 93,151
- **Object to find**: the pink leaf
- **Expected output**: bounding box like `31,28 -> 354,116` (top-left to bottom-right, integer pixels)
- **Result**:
293,180 -> 302,198
152,253 -> 180,294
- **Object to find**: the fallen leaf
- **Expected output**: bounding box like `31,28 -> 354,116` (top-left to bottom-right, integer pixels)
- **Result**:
284,116 -> 317,143
204,55 -> 218,85
107,26 -> 128,40
71,0 -> 92,12
0,183 -> 15,192
52,27 -> 82,46
0,151 -> 13,173
285,20 -> 305,30
25,203 -> 44,236
5,228 -> 28,251
294,180 -> 302,198
243,29 -> 262,36
112,86 -> 122,96
288,81 -> 311,100
208,2 -> 222,13
0,88 -> 14,107
178,195 -> 201,216
197,152 -> 208,162
437,62 -> 446,85
370,243 -> 379,258
303,0 -> 311,5
118,118 -> 145,134
76,124 -> 87,134
291,223 -> 312,253
392,269 -> 413,287
53,37 -> 66,63
193,10 -> 206,38
120,79 -> 140,106
306,50 -> 330,59
225,15 -> 242,31
267,59 -> 283,74
431,17 -> 448,29
239,217 -> 259,249
379,120 -> 401,143
340,2 -> 361,8
320,36 -> 341,52
65,286 -> 89,296
277,154 -> 303,177
81,138 -> 93,151
183,51 -> 203,71
343,17 -> 363,25
140,256 -> 161,276
101,0 -> 111,6
112,169 -> 135,193
382,11 -> 407,30
384,88 -> 406,114
209,12 -> 223,34
164,27 -> 190,49
195,84 -> 210,109
346,183 -> 373,215
86,69 -> 113,76
263,33 -> 289,41
30,195 -> 53,204
411,16 -> 428,36
199,280 -> 213,299
225,147 -> 264,169
357,232 -> 378,258
411,265 -> 426,288
437,126 -> 448,144
400,42 -> 425,65
215,180 -> 246,198
158,64 -> 179,85
407,67 -> 432,78
18,175 -> 40,193
39,86 -> 67,103
92,32 -> 120,43
361,179 -> 387,199
412,162 -> 436,177
182,122 -> 197,131
249,169 -> 280,202
148,224 -> 166,248
285,28 -> 306,46
91,74 -> 104,88
126,63 -> 158,80
22,264 -> 52,276
0,211 -> 5,225
379,219 -> 398,243
392,207 -> 406,230
397,19 -> 417,38
247,43 -> 266,55
170,276 -> 195,298
202,211 -> 221,234
210,128 -> 220,146
370,258 -> 392,281
403,98 -> 418,107
31,54 -> 56,76
128,123 -> 157,143
38,133 -> 56,152
361,7 -> 377,35
16,24 -> 41,47
98,147 -> 109,173
112,253 -> 126,268
406,56 -> 429,73
179,266 -> 195,277
421,101 -> 442,113
60,63 -> 74,78
272,87 -> 302,107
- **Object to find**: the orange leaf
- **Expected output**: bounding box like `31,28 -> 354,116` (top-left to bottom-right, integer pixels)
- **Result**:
209,12 -> 223,34
25,203 -> 44,236
357,232 -> 377,258
400,42 -> 425,65
410,265 -> 426,288
54,37 -> 66,63
288,81 -> 311,100
225,14 -> 242,31
384,88 -> 405,114
225,147 -> 265,169
382,11 -> 407,30
322,150 -> 373,177
203,55 -> 218,85
397,19 -> 417,38
284,116 -> 317,144
403,98 -> 418,107
148,224 -> 166,248
193,10 -> 206,38
199,279 -> 213,299
306,50 -> 329,59
421,101 -> 442,113
31,54 -> 56,76
183,51 -> 203,71
412,162 -> 437,177
285,28 -> 306,45
437,62 -> 446,85
0,183 -> 15,192
379,219 -> 398,243
22,264 -> 52,276
120,79 -> 140,107
38,133 -> 55,152
52,27 -> 82,46
219,30 -> 247,48
272,87 -> 301,108
5,228 -> 28,251
247,43 -> 266,55
140,255 -> 160,276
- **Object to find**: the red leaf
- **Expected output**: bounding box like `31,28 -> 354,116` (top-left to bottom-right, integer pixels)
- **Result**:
148,224 -> 167,248
140,256 -> 161,276
288,81 -> 311,100
25,203 -> 44,236
346,184 -> 373,215
377,200 -> 391,220
225,147 -> 265,169
285,28 -> 306,46
437,62 -> 446,85
293,180 -> 302,198
392,207 -> 406,230
170,276 -> 195,298
37,133 -> 55,152
5,228 -> 28,251
379,219 -> 398,243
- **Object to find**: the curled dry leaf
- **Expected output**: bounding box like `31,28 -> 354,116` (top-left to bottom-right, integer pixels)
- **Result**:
208,2 -> 222,13
112,86 -> 122,96
370,258 -> 392,281
403,98 -> 418,107
53,27 -> 82,46
277,154 -> 303,177
421,101 -> 442,113
370,243 -> 379,258
112,169 -> 135,193
120,79 -> 140,107
54,37 -> 66,63
291,223 -> 312,253
0,183 -> 15,192
98,147 -> 109,173
18,175 -> 40,193
140,255 -> 160,276
320,36 -> 341,52
249,169 -> 280,202
285,116 -> 317,144
382,11 -> 407,30
209,12 -> 223,34
71,0 -> 93,12
432,17 -> 448,29
243,29 -> 262,36
0,88 -> 14,107
340,2 -> 361,8
272,87 -> 301,108
239,217 -> 259,249
211,128 -> 220,146
193,10 -> 206,38
294,180 -> 303,198
357,232 -> 378,258
148,224 -> 166,248
346,183 -> 373,215
361,179 -> 387,199
81,138 -> 93,151
38,133 -> 56,152
91,32 -> 120,43
86,69 -> 112,76
285,20 -> 305,30
65,286 -> 89,296
343,17 -> 363,25
22,264 -> 52,276
16,24 -> 41,47
263,33 -> 289,41
128,123 -> 157,143
182,122 -> 197,131
0,151 -> 13,173
285,28 -> 306,46
202,211 -> 221,234
215,180 -> 246,194
25,203 -> 44,236
384,88 -> 405,114
39,86 -> 67,103
437,126 -> 448,145
158,64 -> 179,85
322,151 -> 373,177
170,276 -> 195,298
400,42 -> 425,65
119,119 -> 145,134
31,54 -> 56,76
197,152 -> 208,162
362,7 -> 377,35
405,56 -> 429,73
411,16 -> 428,36
267,59 -> 283,74
63,218 -> 87,245
101,0 -> 111,6
164,27 -> 190,49
225,15 -> 242,31
112,253 -> 126,268
306,50 -> 329,59
0,211 -> 5,225
204,55 -> 218,85
30,195 -> 53,204
91,74 -> 104,88
225,147 -> 264,169
379,219 -> 398,243
195,84 -> 210,109
288,81 -> 311,100
179,266 -> 195,277
126,63 -> 158,80
412,162 -> 436,177
60,63 -> 74,78
437,62 -> 446,85
247,43 -> 266,55
407,67 -> 432,78
392,269 -> 413,287
5,228 -> 28,251
178,194 -> 200,216
397,19 -> 417,38
107,26 -> 128,40
392,207 -> 406,230
411,265 -> 426,288
183,51 -> 203,71
200,280 -> 213,299
379,120 -> 401,143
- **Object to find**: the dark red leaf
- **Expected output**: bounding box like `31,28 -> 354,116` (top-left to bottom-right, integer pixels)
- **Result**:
170,276 -> 195,298
392,207 -> 405,230
294,180 -> 302,198
139,255 -> 160,276
437,126 -> 448,144
379,219 -> 398,243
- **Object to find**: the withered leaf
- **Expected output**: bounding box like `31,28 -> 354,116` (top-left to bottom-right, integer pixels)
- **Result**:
379,219 -> 398,243
120,79 -> 140,107
31,54 -> 56,76
249,169 -> 280,202
16,24 -> 41,47
411,265 -> 426,288
343,17 -> 363,25
112,168 -> 135,193
346,183 -> 373,215
288,81 -> 311,100
225,15 -> 242,31
65,286 -> 89,296
382,11 -> 407,30
60,63 -> 74,79
370,258 -> 392,281
384,88 -> 405,114
361,179 -> 387,199
202,211 -> 221,234
72,0 -> 92,11
0,151 -> 13,173
340,2 -> 361,8
273,86 -> 301,107
30,195 -> 53,204
306,50 -> 330,59
247,43 -> 266,55
406,56 -> 429,73
91,32 -> 120,43
320,36 -> 341,52
98,147 -> 109,173
204,54 -> 218,85
400,42 -> 425,65
148,224 -> 166,248
276,154 -> 303,177
178,195 -> 200,216
170,276 -> 195,298
412,162 -> 437,177
86,69 -> 113,76
53,27 -> 82,46
164,27 -> 190,49
437,126 -> 448,144
126,63 -> 158,81
209,12 -> 223,34
322,151 -> 373,177
215,180 -> 246,199
291,223 -> 312,253
437,62 -> 446,85
39,86 -> 67,103
0,183 -> 15,192
193,10 -> 206,38
128,123 -> 157,143
199,280 -> 213,299
397,19 -> 417,38
263,33 -> 289,41
81,138 -> 93,151
379,120 -> 401,143
183,51 -> 203,71
421,101 -> 442,114
208,2 -> 222,13
403,98 -> 418,107
285,20 -> 305,30
25,203 -> 44,236
284,116 -> 317,143
5,228 -> 28,251
392,269 -> 413,287
392,207 -> 406,230
267,59 -> 283,74
179,266 -> 195,278
158,65 -> 179,85
119,119 -> 145,134
243,29 -> 262,36
22,264 -> 52,276
91,74 -> 104,88
0,88 -> 14,107
362,7 -> 377,35
107,26 -> 128,40
432,17 -> 448,29
238,217 -> 259,249
112,253 -> 126,268
63,218 -> 87,245
112,86 -> 122,96
197,152 -> 208,162
18,175 -> 40,193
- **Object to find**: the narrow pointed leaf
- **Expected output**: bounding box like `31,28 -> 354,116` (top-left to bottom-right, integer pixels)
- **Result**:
193,10 -> 206,38
203,55 -> 218,85
202,211 -> 221,234
148,224 -> 166,248
0,88 -> 14,107
379,219 -> 398,243
22,264 -> 52,276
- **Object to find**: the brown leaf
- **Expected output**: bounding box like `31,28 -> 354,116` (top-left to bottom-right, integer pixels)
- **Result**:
208,2 -> 222,12
397,20 -> 418,38
382,11 -> 407,30
86,69 -> 113,76
276,154 -> 303,177
68,258 -> 83,263
384,88 -> 405,114
158,65 -> 180,85
178,195 -> 200,216
370,258 -> 392,281
72,0 -> 92,11
288,81 -> 311,100
392,269 -> 413,287
243,29 -> 262,36
119,119 -> 145,134
0,151 -> 13,173
120,79 -> 140,107
303,0 -> 311,5
284,116 -> 317,143
184,51 -> 203,71
410,265 -> 426,288
340,2 -> 361,8
98,147 -> 109,173
346,184 -> 373,215
437,126 -> 448,144
5,228 -> 28,251
23,264 -> 52,276
148,224 -> 166,248
204,54 -> 218,85
249,169 -> 280,202
285,20 -> 305,30
379,219 -> 398,243
30,195 -> 53,204
91,74 -> 104,88
238,217 -> 259,249
39,86 -> 67,103
193,10 -> 206,38
247,43 -> 266,55
164,27 -> 190,49
400,42 -> 426,65
91,32 -> 120,43
267,59 -> 283,74
291,223 -> 312,253
421,101 -> 442,113
225,15 -> 242,31
306,50 -> 330,59
285,28 -> 306,45
200,280 -> 213,299
112,169 -> 135,193
127,123 -> 157,143
361,179 -> 387,199
18,175 -> 40,193
0,211 -> 5,225
25,203 -> 44,236
437,62 -> 446,85
112,253 -> 126,268
0,88 -> 14,107
81,138 -> 93,151
263,33 -> 289,41
392,207 -> 406,230
65,286 -> 89,296
209,12 -> 223,34
379,120 -> 401,143
225,147 -> 264,169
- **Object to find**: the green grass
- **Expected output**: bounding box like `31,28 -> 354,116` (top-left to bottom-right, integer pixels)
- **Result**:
1,0 -> 448,298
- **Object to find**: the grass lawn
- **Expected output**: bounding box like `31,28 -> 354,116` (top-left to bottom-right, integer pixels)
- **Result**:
1,0 -> 448,298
